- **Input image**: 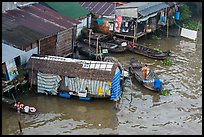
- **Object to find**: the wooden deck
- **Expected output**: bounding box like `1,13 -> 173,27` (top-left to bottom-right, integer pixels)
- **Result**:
2,80 -> 27,94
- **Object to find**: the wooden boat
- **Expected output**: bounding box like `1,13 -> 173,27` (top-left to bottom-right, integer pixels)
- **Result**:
77,42 -> 105,61
127,42 -> 171,60
79,38 -> 127,53
10,103 -> 37,115
129,58 -> 162,91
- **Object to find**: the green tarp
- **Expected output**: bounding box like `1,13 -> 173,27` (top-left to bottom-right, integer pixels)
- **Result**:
45,2 -> 90,19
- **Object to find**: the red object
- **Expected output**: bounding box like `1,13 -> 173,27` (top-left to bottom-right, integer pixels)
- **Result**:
115,15 -> 122,32
29,107 -> 36,113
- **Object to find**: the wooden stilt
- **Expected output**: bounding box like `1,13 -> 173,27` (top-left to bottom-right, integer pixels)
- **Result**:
89,29 -> 91,56
99,46 -> 102,61
96,37 -> 99,60
18,121 -> 22,133
167,19 -> 169,38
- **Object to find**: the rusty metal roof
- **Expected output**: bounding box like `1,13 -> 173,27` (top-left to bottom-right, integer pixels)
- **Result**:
79,2 -> 122,16
26,55 -> 118,81
2,3 -> 80,36
2,16 -> 45,50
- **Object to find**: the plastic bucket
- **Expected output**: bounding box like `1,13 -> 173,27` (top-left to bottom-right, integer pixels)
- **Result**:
175,11 -> 180,20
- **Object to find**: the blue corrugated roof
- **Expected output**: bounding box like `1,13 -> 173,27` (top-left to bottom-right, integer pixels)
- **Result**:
138,2 -> 170,17
116,2 -> 170,17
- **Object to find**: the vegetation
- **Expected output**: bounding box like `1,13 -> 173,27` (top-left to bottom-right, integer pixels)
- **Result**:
16,66 -> 26,83
153,48 -> 162,52
162,58 -> 173,65
180,2 -> 202,31
160,89 -> 171,96
151,35 -> 161,40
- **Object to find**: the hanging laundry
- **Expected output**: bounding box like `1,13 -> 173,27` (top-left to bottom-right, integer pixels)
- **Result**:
96,18 -> 104,25
114,15 -> 122,33
122,21 -> 129,32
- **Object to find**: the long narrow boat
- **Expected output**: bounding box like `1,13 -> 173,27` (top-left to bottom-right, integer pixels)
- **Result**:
79,38 -> 127,53
77,42 -> 105,61
127,42 -> 171,60
129,58 -> 162,91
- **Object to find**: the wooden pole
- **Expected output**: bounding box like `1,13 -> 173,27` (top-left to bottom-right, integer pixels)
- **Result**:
18,121 -> 22,133
89,29 -> 91,56
167,19 -> 169,38
96,37 -> 99,60
99,46 -> 102,61
166,8 -> 169,38
195,21 -> 200,46
133,22 -> 136,44
135,17 -> 138,42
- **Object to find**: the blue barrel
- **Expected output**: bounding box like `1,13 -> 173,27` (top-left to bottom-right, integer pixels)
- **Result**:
59,92 -> 71,99
175,11 -> 180,20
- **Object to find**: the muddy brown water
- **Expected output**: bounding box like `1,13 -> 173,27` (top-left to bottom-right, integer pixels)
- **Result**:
2,26 -> 202,135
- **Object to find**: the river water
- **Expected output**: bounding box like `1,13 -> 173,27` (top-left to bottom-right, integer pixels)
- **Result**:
2,25 -> 202,135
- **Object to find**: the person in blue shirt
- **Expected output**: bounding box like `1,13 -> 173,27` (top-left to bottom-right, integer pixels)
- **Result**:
154,79 -> 162,90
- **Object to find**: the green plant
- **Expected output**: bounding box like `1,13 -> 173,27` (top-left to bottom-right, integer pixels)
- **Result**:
160,89 -> 170,96
180,3 -> 192,22
153,48 -> 162,52
162,58 -> 173,65
182,20 -> 202,31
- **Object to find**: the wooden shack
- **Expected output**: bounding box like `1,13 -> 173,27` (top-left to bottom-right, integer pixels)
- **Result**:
2,3 -> 80,57
114,2 -> 177,41
26,55 -> 122,101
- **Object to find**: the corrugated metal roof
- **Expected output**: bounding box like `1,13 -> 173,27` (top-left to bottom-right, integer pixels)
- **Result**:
2,43 -> 26,63
79,2 -> 117,16
43,2 -> 90,20
116,2 -> 170,17
2,3 -> 80,36
2,16 -> 45,50
26,55 -> 118,81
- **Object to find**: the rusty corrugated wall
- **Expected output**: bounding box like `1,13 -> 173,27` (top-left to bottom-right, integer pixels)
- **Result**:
39,35 -> 57,56
56,28 -> 73,57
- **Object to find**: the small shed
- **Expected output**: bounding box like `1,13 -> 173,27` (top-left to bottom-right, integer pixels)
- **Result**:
41,2 -> 91,37
26,55 -> 122,101
2,3 -> 80,57
2,43 -> 26,81
115,2 -> 174,40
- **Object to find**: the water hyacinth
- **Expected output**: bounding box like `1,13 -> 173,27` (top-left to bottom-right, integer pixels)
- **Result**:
162,58 -> 173,65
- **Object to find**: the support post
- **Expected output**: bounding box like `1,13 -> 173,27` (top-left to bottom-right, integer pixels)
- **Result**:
18,121 -> 22,133
133,18 -> 138,44
167,19 -> 169,38
89,29 -> 92,56
96,37 -> 99,60
99,46 -> 102,61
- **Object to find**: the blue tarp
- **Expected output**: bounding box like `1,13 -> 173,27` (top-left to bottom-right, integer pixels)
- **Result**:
110,67 -> 122,101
